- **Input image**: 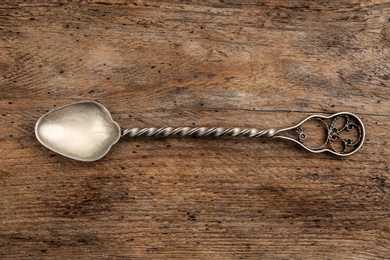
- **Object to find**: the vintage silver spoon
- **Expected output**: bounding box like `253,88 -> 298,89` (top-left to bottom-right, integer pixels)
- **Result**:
35,101 -> 365,161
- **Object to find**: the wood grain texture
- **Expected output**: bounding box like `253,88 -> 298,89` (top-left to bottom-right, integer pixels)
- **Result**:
1,0 -> 389,259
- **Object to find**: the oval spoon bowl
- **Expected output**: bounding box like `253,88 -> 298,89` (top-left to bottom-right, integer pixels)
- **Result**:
35,101 -> 121,161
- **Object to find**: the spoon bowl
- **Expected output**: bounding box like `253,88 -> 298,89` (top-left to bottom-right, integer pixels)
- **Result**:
35,101 -> 121,161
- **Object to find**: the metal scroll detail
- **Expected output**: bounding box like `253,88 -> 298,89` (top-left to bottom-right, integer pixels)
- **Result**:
273,112 -> 365,156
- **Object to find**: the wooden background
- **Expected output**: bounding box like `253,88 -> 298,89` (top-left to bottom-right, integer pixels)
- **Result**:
1,0 -> 389,259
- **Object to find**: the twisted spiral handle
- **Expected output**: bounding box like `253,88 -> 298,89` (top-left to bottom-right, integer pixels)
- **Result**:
122,127 -> 277,138
121,112 -> 365,156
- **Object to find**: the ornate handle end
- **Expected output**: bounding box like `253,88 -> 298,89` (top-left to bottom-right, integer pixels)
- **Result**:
273,112 -> 365,156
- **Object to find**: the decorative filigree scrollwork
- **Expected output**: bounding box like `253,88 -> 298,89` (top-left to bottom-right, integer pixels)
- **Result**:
327,114 -> 364,154
273,112 -> 365,156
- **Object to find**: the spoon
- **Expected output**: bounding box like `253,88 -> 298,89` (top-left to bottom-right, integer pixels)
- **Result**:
35,101 -> 365,161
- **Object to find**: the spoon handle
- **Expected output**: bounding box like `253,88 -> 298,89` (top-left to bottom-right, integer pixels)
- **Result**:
122,126 -> 277,138
121,112 -> 365,156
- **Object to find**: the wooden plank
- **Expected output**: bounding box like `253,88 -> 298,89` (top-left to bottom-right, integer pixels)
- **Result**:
1,1 -> 389,258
